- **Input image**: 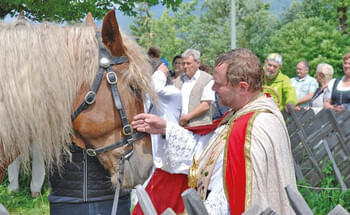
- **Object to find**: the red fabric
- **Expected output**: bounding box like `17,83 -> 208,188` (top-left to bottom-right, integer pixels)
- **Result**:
132,168 -> 188,215
185,111 -> 230,135
225,112 -> 255,215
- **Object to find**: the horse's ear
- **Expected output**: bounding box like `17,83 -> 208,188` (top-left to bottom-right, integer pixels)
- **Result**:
101,10 -> 126,57
85,12 -> 99,32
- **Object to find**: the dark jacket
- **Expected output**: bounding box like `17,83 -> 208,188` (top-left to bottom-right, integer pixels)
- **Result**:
49,144 -> 129,203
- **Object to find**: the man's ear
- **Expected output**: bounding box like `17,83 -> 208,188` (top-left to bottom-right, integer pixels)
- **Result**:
239,81 -> 249,93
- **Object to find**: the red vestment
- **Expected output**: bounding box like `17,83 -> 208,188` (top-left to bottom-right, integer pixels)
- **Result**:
132,168 -> 188,214
224,112 -> 255,214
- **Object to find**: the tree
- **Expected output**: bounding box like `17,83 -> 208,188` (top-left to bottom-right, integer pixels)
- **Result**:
130,0 -> 278,68
0,0 -> 182,23
264,17 -> 350,78
130,0 -> 198,64
192,0 -> 279,65
281,0 -> 350,34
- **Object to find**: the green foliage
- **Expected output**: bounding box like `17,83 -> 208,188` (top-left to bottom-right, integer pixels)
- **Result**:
298,161 -> 350,214
0,172 -> 50,215
130,1 -> 199,66
130,0 -> 278,68
264,17 -> 350,78
281,0 -> 350,33
0,0 -> 182,22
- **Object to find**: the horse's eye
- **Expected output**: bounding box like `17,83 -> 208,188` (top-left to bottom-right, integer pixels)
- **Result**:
130,85 -> 140,95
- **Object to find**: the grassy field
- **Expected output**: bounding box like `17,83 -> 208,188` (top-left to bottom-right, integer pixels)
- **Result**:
0,167 -> 349,215
0,172 -> 50,215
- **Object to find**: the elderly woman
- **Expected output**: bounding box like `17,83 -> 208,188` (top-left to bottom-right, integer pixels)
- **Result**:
296,63 -> 334,112
309,63 -> 334,113
324,53 -> 350,113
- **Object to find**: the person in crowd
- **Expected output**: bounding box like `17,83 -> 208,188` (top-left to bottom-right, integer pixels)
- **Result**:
171,55 -> 184,80
296,63 -> 334,113
7,144 -> 45,198
132,58 -> 187,214
198,64 -> 229,119
48,144 -> 130,215
199,64 -> 212,74
324,52 -> 350,113
263,53 -> 298,110
291,61 -> 318,107
174,49 -> 215,127
132,48 -> 297,214
147,46 -> 161,59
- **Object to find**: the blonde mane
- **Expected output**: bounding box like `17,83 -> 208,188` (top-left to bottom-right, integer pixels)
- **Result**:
0,21 -> 155,170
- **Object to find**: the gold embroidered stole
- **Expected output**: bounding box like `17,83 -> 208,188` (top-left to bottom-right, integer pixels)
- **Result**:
195,125 -> 228,200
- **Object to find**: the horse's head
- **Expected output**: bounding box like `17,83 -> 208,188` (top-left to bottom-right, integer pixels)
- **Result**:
72,11 -> 155,188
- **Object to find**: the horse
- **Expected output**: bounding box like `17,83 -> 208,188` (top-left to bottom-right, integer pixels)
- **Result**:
0,10 -> 156,189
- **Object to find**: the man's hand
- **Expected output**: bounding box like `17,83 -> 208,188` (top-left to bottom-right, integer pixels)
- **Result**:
334,104 -> 345,113
132,113 -> 167,134
157,63 -> 169,77
179,114 -> 190,127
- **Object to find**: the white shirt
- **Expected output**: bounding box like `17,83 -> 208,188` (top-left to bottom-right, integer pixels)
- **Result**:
181,70 -> 215,114
149,70 -> 183,173
165,122 -> 227,214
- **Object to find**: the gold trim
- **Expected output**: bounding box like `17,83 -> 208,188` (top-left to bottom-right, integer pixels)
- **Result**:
244,110 -> 271,209
188,156 -> 199,188
188,126 -> 228,188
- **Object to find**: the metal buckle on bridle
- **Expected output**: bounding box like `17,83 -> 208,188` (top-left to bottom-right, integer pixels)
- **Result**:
122,125 -> 133,136
106,71 -> 118,85
123,148 -> 134,160
100,57 -> 111,68
84,91 -> 96,105
86,148 -> 97,157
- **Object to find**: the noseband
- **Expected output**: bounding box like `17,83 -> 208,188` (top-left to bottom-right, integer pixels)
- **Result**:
71,32 -> 147,183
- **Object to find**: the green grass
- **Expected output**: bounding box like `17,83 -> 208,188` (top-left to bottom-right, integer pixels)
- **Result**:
0,172 -> 50,215
298,161 -> 350,214
0,162 -> 349,214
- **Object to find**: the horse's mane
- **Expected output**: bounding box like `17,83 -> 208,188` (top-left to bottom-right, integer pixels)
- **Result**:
0,20 -> 155,170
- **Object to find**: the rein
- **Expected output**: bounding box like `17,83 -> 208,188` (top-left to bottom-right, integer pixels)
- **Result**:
71,32 -> 147,181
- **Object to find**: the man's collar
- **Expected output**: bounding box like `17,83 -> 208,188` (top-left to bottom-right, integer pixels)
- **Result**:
184,69 -> 200,81
296,74 -> 309,81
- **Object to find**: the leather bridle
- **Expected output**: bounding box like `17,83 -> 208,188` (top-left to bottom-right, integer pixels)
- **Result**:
71,32 -> 147,184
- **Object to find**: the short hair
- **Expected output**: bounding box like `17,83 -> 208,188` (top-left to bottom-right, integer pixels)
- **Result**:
199,64 -> 211,74
266,53 -> 283,65
316,63 -> 334,82
343,52 -> 350,62
172,54 -> 182,65
298,61 -> 309,70
182,49 -> 200,61
215,48 -> 264,91
147,46 -> 161,58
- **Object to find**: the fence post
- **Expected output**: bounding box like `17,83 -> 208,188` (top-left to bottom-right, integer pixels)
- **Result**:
135,184 -> 157,215
285,185 -> 313,215
181,188 -> 209,215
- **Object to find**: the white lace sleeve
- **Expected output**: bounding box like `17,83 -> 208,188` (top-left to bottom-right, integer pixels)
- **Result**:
164,122 -> 199,173
204,177 -> 229,214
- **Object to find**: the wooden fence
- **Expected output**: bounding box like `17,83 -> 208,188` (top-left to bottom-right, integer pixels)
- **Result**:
282,106 -> 350,190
